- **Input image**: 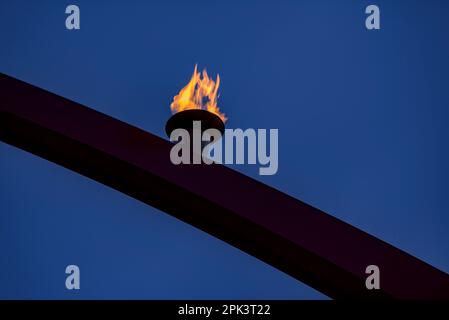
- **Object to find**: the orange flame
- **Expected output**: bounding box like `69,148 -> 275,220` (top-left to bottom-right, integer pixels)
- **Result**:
170,65 -> 227,122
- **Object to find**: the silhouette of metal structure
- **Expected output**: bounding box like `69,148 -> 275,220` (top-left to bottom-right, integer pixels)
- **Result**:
1,73 -> 449,299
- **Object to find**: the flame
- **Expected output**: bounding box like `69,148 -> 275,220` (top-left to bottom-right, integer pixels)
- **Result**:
170,65 -> 227,122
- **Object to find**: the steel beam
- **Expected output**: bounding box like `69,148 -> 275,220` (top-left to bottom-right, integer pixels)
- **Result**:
1,73 -> 449,299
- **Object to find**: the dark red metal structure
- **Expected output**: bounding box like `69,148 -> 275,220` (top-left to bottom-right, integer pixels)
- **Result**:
1,72 -> 449,299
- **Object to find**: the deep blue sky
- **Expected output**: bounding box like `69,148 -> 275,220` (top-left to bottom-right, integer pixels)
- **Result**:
1,0 -> 448,299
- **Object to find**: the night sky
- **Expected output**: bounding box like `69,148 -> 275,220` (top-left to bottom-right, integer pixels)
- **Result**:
1,0 -> 448,299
